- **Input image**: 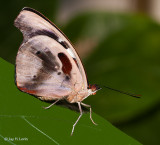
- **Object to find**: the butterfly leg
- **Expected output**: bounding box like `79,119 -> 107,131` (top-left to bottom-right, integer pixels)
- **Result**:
81,102 -> 98,125
71,102 -> 83,136
43,99 -> 60,109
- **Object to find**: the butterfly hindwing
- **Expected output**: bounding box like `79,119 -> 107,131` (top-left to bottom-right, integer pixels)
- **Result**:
16,35 -> 83,101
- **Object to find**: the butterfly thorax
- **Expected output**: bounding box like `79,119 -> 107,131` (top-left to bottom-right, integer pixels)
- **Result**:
66,84 -> 101,103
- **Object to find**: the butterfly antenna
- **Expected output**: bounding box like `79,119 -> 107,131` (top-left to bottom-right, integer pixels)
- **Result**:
100,85 -> 141,98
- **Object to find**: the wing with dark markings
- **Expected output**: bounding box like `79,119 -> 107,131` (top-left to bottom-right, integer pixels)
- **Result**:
15,35 -> 83,100
14,7 -> 88,91
14,7 -> 89,101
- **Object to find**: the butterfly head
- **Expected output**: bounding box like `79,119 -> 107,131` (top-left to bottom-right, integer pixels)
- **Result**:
88,84 -> 101,95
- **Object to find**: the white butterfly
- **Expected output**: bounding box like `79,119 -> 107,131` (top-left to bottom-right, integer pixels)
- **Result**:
14,7 -> 101,135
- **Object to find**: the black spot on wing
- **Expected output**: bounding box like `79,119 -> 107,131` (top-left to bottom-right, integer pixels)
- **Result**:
57,72 -> 61,75
65,75 -> 70,81
36,51 -> 41,55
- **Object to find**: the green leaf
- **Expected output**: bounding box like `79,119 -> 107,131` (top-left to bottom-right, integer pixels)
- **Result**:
0,57 -> 141,145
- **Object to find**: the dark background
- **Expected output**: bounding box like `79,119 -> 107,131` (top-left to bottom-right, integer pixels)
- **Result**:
1,0 -> 160,144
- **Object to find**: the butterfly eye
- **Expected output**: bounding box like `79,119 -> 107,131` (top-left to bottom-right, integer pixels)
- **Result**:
89,84 -> 101,92
91,85 -> 97,91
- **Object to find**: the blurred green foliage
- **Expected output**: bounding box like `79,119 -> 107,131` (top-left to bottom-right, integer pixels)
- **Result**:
0,1 -> 160,144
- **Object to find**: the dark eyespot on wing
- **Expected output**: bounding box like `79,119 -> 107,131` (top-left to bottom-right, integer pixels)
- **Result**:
59,41 -> 69,49
58,53 -> 72,76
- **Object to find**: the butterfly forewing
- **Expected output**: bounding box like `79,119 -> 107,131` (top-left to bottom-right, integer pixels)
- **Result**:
15,11 -> 85,100
14,8 -> 88,95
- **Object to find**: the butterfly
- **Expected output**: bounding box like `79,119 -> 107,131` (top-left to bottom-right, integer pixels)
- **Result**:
14,7 -> 101,135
